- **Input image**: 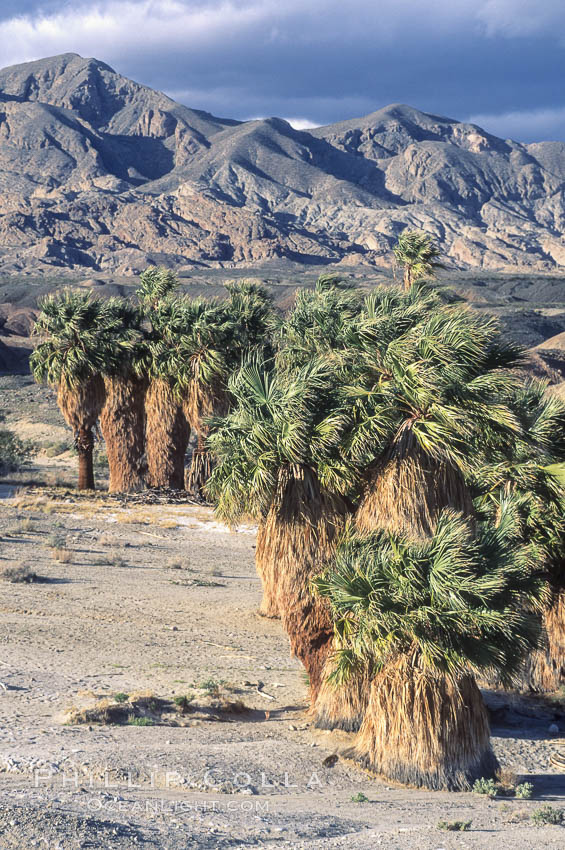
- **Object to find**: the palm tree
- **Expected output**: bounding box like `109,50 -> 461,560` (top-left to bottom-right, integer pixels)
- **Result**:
144,296 -> 193,489
393,230 -> 444,290
313,304 -> 524,731
314,505 -> 548,790
137,266 -> 179,311
207,361 -> 354,699
472,381 -> 565,692
347,307 -> 522,537
186,282 -> 275,496
31,290 -> 120,490
275,273 -> 362,371
98,297 -> 148,493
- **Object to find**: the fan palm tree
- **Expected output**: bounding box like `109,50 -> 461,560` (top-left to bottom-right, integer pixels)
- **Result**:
314,505 -> 548,790
31,290 -> 122,490
207,360 -> 354,699
144,295 -> 195,489
393,230 -> 444,290
472,381 -> 565,692
98,297 -> 148,493
313,304 -> 524,730
186,282 -> 276,495
346,307 -> 522,537
137,266 -> 179,311
275,273 -> 363,371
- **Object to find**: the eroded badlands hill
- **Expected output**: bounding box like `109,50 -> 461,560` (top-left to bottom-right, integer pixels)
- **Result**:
1,53 -> 564,273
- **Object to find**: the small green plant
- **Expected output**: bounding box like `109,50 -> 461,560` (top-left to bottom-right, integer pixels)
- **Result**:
200,678 -> 222,695
48,532 -> 66,549
437,820 -> 471,831
515,782 -> 534,799
93,450 -> 109,471
351,792 -> 369,803
472,777 -> 498,798
173,694 -> 194,713
114,693 -> 129,704
531,805 -> 564,826
128,717 -> 154,727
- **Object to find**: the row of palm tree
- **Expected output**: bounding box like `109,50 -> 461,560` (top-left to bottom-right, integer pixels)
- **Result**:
30,231 -> 565,791
31,271 -> 275,494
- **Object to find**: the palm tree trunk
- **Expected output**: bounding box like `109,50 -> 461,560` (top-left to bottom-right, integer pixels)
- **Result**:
256,518 -> 281,619
352,657 -> 498,790
100,375 -> 146,493
356,438 -> 474,539
76,426 -> 95,490
145,380 -> 191,489
519,589 -> 565,692
260,467 -> 350,701
313,657 -> 372,731
186,431 -> 213,497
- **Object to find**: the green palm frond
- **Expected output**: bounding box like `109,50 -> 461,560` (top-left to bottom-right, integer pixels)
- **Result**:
314,504 -> 548,686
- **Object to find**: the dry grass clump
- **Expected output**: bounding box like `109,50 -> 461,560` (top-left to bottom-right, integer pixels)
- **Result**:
95,551 -> 127,568
66,689 -> 250,727
98,534 -> 114,547
2,564 -> 47,584
496,767 -> 519,796
51,547 -> 72,564
159,519 -> 179,529
7,518 -> 37,534
117,512 -> 151,526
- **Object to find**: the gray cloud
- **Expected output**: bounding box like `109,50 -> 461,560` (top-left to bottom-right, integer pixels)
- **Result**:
0,0 -> 564,140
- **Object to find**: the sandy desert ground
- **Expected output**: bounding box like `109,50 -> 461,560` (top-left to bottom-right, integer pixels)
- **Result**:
0,377 -> 564,849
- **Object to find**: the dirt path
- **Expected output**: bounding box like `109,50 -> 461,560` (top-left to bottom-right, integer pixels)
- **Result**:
0,490 -> 564,848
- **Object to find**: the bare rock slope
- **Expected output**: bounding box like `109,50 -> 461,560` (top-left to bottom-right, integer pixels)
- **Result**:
1,53 -> 565,273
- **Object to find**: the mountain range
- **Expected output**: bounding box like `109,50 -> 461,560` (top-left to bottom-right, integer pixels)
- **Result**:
1,53 -> 565,274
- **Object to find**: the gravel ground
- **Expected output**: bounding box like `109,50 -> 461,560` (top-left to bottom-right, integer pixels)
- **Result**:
0,484 -> 564,849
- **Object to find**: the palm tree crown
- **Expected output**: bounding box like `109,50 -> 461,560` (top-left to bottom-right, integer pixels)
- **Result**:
315,504 -> 548,687
393,230 -> 444,290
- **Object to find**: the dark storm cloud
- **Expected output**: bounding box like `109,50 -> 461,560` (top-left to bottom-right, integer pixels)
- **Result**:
1,0 -> 564,142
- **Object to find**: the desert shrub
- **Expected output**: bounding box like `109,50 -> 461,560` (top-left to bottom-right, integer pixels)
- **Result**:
114,693 -> 129,703
48,532 -> 66,549
44,440 -> 72,457
531,805 -> 564,826
351,792 -> 369,803
472,777 -> 498,798
515,782 -> 534,799
173,695 -> 194,713
199,678 -> 222,695
0,426 -> 31,472
128,717 -> 154,726
437,820 -> 471,831
2,565 -> 45,583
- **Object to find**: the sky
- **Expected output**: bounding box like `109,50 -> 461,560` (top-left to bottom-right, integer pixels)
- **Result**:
0,0 -> 564,142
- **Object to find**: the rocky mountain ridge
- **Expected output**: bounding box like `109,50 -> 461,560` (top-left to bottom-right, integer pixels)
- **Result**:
1,53 -> 564,274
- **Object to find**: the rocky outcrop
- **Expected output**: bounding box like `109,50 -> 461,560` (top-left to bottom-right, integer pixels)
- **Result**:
0,54 -> 564,273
